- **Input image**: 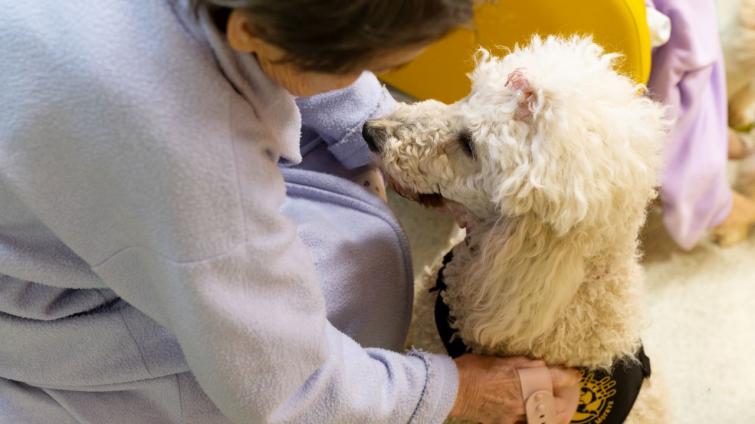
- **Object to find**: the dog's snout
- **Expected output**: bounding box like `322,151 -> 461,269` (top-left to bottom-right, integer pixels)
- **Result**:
362,122 -> 385,153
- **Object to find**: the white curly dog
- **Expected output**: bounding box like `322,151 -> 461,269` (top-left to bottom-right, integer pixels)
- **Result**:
365,36 -> 669,423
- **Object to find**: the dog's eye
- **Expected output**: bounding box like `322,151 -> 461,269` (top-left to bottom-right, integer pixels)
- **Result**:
458,131 -> 475,159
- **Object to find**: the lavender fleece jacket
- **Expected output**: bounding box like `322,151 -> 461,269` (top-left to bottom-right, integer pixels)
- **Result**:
0,1 -> 458,422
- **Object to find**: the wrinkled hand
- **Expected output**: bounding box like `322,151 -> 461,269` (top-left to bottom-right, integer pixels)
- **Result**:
449,354 -> 581,424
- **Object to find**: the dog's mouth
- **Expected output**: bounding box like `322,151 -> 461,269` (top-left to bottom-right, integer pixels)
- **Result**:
417,193 -> 446,208
388,179 -> 475,229
389,180 -> 446,209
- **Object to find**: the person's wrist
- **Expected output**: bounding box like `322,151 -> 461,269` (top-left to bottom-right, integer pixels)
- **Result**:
448,356 -> 473,420
448,394 -> 468,419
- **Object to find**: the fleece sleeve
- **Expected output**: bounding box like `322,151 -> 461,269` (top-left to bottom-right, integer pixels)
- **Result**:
0,3 -> 458,422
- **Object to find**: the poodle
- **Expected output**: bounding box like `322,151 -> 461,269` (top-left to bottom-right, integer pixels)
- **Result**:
365,36 -> 669,423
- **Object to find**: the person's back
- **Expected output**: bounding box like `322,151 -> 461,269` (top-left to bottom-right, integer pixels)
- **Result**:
0,0 -> 209,387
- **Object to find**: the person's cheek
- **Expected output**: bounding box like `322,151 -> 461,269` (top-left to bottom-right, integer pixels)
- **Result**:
266,63 -> 309,95
259,58 -> 361,96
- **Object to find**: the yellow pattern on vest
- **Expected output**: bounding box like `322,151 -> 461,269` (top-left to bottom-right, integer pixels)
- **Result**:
572,370 -> 618,424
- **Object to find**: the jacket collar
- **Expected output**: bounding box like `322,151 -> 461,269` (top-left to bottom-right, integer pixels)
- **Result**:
175,0 -> 303,164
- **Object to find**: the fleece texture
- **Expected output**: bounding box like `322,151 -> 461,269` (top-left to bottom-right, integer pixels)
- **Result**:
0,1 -> 457,422
296,72 -> 397,170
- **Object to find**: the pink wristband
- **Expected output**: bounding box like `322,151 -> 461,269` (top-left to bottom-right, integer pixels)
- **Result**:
518,367 -> 558,424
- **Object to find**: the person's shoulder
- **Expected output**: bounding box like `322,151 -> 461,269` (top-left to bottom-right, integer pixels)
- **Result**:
2,1 -> 216,91
0,0 -> 254,184
1,0 -> 239,141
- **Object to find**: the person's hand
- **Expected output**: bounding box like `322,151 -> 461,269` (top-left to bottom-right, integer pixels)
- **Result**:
448,354 -> 581,424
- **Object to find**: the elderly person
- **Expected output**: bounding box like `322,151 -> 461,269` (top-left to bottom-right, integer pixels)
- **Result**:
0,1 -> 579,423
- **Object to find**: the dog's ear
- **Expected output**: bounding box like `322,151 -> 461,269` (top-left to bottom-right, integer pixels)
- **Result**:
495,37 -> 668,237
495,147 -> 594,237
505,69 -> 542,121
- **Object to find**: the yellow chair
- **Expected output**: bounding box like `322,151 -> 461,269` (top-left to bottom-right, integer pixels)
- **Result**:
381,0 -> 652,103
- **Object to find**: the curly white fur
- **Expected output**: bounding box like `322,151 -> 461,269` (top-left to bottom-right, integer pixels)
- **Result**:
369,36 -> 670,422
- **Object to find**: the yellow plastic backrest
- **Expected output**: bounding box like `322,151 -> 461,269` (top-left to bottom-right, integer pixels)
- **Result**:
381,0 -> 651,103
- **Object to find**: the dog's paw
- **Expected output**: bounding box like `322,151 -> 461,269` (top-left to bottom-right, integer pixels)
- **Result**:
728,129 -> 752,160
712,191 -> 755,246
712,222 -> 751,246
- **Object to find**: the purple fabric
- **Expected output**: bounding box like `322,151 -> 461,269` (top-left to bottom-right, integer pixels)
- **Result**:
0,1 -> 459,422
296,72 -> 397,170
647,0 -> 732,250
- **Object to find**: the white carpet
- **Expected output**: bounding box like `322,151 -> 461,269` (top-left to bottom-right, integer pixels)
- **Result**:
389,192 -> 755,424
641,209 -> 755,423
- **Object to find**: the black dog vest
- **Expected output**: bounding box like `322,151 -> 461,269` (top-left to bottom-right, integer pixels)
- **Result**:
431,252 -> 651,424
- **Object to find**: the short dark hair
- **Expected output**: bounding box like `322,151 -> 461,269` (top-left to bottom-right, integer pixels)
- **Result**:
198,0 -> 474,73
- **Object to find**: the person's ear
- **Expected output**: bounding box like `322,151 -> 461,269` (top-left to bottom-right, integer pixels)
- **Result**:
227,9 -> 257,53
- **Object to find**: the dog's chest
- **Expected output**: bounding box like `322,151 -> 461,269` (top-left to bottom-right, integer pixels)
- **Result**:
438,242 -> 642,365
433,247 -> 652,424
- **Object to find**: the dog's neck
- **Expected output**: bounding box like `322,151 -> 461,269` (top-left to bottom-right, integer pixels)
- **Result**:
441,215 -> 644,369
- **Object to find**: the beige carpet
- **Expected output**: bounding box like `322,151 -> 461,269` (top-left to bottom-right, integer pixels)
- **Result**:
389,190 -> 755,423
641,209 -> 755,423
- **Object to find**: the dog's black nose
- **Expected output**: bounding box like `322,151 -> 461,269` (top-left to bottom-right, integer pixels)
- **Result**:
362,123 -> 383,153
